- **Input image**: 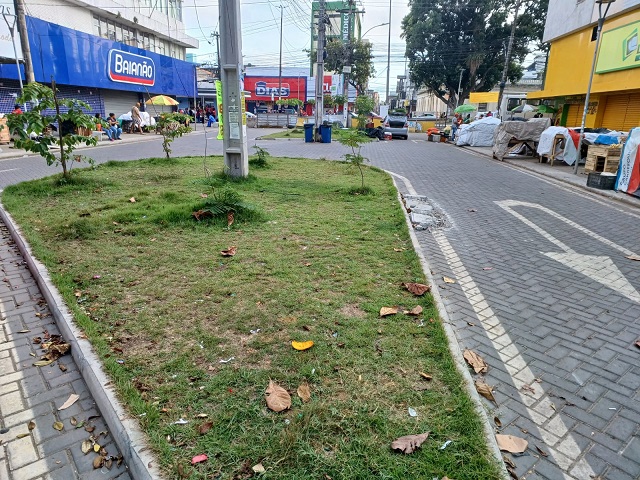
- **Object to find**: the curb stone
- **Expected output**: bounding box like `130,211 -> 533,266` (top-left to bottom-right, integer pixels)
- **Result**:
0,206 -> 163,480
387,171 -> 509,480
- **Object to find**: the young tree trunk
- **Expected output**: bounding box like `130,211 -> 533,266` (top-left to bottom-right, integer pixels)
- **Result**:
51,79 -> 67,178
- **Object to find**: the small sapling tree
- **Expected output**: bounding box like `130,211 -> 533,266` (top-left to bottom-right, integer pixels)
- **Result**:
337,129 -> 371,194
8,82 -> 98,179
155,112 -> 192,159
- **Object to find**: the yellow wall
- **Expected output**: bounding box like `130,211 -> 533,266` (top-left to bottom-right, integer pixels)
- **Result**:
469,92 -> 499,103
536,9 -> 640,98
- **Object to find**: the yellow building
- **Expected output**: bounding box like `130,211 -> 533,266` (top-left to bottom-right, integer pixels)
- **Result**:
529,1 -> 640,131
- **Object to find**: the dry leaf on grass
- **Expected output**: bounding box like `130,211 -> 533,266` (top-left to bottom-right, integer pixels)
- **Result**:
129,197 -> 136,203
252,463 -> 266,473
475,381 -> 497,404
291,340 -> 314,351
379,306 -> 399,317
220,246 -> 237,257
227,211 -> 235,227
463,349 -> 488,374
265,380 -> 291,412
403,283 -> 431,296
496,434 -> 528,453
59,394 -> 80,410
419,372 -> 432,381
626,254 -> 640,261
404,305 -> 423,316
391,432 -> 429,454
199,422 -> 213,435
443,276 -> 456,284
297,383 -> 311,403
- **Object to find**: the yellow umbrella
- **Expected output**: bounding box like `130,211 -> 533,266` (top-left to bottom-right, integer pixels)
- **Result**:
146,95 -> 179,106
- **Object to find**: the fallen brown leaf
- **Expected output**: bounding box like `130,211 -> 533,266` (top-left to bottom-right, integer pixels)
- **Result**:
220,246 -> 237,257
297,383 -> 311,403
405,305 -> 423,316
265,380 -> 291,412
521,384 -> 536,395
626,254 -> 640,261
52,421 -> 64,431
475,381 -> 497,404
252,463 -> 266,473
198,421 -> 213,435
463,349 -> 488,374
443,276 -> 456,284
419,372 -> 432,381
28,421 -> 35,431
379,306 -> 399,317
536,445 -> 549,457
58,394 -> 80,410
16,433 -> 30,439
391,432 -> 429,454
81,440 -> 92,454
227,211 -> 235,227
70,417 -> 77,426
93,456 -> 104,469
59,364 -> 67,372
32,336 -> 42,344
494,417 -> 502,428
191,209 -> 213,221
496,434 -> 528,454
502,455 -> 516,469
403,283 -> 431,296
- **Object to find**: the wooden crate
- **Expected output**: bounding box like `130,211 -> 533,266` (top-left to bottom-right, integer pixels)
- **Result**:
585,145 -> 621,173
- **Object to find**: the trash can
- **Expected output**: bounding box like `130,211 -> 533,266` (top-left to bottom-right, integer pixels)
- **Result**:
304,123 -> 315,143
320,124 -> 332,143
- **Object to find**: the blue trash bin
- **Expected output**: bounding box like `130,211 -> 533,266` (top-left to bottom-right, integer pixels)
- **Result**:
304,123 -> 315,143
320,124 -> 332,143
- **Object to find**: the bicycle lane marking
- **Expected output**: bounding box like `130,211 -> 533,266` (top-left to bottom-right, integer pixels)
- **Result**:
388,170 -> 595,480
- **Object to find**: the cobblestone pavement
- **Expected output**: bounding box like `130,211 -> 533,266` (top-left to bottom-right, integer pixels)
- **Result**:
2,133 -> 639,479
0,223 -> 129,480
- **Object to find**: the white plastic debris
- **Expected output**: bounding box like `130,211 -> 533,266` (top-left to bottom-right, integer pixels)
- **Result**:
219,357 -> 235,364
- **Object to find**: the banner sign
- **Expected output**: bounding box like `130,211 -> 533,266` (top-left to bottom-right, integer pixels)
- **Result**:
244,76 -> 307,101
596,20 -> 640,73
215,80 -> 224,140
108,49 -> 155,86
616,127 -> 640,196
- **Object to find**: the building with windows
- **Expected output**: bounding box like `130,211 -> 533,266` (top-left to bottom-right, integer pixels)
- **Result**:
0,0 -> 198,116
528,0 -> 640,130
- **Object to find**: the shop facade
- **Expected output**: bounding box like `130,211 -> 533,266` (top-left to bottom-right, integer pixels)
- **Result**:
528,3 -> 640,131
0,0 -> 197,117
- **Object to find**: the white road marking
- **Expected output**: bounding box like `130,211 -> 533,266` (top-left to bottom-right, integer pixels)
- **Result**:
0,168 -> 19,173
386,174 -> 594,479
496,200 -> 640,303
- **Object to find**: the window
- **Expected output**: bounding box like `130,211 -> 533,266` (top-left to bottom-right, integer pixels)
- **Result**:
478,103 -> 488,112
93,16 -> 101,37
100,19 -> 108,39
107,20 -> 116,41
116,25 -> 123,42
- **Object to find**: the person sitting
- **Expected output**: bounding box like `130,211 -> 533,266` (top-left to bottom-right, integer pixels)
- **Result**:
12,104 -> 22,114
207,113 -> 216,127
107,113 -> 122,140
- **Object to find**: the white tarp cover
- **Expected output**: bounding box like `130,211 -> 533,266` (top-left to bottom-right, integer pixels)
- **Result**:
493,118 -> 551,160
536,126 -> 578,165
456,117 -> 501,147
616,127 -> 640,194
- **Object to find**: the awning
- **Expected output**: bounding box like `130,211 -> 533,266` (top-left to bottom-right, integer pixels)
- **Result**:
527,90 -> 547,100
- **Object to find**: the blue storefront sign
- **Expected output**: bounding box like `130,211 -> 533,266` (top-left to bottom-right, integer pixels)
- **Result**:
0,16 -> 195,97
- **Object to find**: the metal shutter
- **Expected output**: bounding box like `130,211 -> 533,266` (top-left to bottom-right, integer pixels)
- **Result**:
564,103 -> 585,128
602,93 -> 640,132
101,90 -> 140,117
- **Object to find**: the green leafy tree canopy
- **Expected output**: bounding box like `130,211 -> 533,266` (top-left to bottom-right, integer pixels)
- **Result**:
324,39 -> 375,96
402,0 -> 547,109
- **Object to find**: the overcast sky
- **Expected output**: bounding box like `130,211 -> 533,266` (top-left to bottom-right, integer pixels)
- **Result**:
183,0 -> 410,96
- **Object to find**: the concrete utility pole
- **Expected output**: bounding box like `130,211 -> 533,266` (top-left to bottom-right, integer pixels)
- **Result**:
278,5 -> 284,101
314,0 -> 326,141
219,0 -> 248,177
385,0 -> 391,104
496,0 -> 522,118
211,31 -> 221,78
13,0 -> 34,83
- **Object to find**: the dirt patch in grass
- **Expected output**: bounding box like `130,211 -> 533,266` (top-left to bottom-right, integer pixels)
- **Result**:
2,156 -> 501,479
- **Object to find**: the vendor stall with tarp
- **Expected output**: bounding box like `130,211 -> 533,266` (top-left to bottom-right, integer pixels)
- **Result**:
456,117 -> 501,147
616,128 -> 640,197
493,118 -> 551,160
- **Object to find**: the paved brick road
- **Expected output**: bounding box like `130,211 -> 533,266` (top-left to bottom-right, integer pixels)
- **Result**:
1,132 -> 639,479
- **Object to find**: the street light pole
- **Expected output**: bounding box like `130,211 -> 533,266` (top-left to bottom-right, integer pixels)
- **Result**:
1,11 -> 23,99
456,68 -> 464,109
574,0 -> 616,174
361,22 -> 389,39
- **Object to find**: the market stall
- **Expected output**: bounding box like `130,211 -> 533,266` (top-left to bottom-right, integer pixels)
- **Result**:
456,117 -> 501,147
492,118 -> 551,160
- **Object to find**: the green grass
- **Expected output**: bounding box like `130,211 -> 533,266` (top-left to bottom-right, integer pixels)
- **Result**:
259,128 -> 304,139
1,156 -> 501,480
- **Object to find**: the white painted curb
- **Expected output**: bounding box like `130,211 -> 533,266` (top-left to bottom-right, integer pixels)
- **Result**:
0,205 -> 163,480
386,171 -> 509,479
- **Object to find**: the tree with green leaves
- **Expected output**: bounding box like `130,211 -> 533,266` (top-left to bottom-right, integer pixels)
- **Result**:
354,95 -> 375,130
7,82 -> 98,179
402,0 -> 548,110
324,38 -> 375,95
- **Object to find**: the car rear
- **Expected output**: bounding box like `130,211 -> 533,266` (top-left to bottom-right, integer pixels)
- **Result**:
384,115 -> 409,139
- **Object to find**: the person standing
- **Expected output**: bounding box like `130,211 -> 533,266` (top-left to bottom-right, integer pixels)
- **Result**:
451,114 -> 459,141
131,102 -> 144,134
107,113 -> 122,140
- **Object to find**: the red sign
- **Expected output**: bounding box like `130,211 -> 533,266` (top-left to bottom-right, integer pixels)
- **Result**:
244,76 -> 307,101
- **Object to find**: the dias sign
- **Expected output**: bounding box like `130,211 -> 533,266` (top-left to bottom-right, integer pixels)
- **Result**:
108,49 -> 155,86
255,81 -> 290,97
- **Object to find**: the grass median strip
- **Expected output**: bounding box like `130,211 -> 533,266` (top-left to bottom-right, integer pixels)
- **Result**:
2,156 -> 501,479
